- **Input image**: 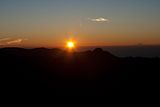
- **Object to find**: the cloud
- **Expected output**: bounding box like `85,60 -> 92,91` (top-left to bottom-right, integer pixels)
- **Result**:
0,38 -> 27,46
88,17 -> 111,23
0,38 -> 11,46
7,39 -> 23,45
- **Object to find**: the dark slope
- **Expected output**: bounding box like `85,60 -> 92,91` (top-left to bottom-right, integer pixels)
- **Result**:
0,48 -> 159,96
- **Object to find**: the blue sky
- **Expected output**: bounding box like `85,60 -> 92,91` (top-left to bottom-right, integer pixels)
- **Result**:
0,0 -> 160,47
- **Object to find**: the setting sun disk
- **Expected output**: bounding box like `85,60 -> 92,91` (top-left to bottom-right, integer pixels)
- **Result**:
66,41 -> 75,49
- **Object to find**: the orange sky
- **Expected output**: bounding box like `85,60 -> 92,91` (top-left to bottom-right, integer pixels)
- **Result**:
0,0 -> 160,48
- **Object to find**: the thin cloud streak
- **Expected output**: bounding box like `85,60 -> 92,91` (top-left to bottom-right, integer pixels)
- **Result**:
0,38 -> 27,46
7,39 -> 23,45
88,17 -> 111,23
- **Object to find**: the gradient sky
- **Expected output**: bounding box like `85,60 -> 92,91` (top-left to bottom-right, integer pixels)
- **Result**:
0,0 -> 160,47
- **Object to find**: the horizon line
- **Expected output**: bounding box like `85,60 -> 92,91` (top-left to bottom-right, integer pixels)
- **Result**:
1,44 -> 160,49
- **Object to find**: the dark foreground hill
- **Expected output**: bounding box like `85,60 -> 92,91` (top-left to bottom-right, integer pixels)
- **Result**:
0,47 -> 160,96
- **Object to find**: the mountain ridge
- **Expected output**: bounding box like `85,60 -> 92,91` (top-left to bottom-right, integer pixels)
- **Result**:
0,47 -> 159,96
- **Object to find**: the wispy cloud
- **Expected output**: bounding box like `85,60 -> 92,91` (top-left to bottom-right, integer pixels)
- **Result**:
88,17 -> 111,23
0,38 -> 27,46
7,39 -> 23,45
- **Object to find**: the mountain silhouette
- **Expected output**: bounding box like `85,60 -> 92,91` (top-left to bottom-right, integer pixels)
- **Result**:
0,47 -> 159,96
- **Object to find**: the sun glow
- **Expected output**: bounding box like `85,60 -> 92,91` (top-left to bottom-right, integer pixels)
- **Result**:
66,41 -> 75,49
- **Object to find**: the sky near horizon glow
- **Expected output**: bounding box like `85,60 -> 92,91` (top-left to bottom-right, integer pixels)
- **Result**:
0,0 -> 160,47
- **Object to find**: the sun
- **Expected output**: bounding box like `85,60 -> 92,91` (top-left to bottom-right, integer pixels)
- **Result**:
66,41 -> 75,49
